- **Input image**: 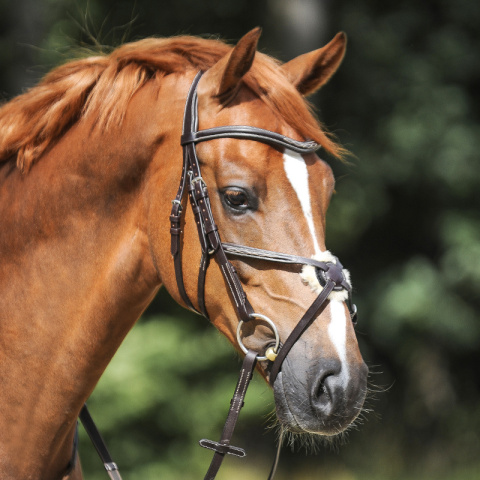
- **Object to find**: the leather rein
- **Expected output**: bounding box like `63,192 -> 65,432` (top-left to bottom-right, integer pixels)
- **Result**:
76,71 -> 357,480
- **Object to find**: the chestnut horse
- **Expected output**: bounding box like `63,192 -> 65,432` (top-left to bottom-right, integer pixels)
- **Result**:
0,28 -> 368,479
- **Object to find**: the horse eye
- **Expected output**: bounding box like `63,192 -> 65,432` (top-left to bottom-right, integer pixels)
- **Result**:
221,188 -> 251,213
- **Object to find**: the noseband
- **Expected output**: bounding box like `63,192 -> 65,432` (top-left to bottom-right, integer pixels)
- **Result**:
168,72 -> 357,479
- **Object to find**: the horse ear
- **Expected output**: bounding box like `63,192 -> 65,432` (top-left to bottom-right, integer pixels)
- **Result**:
282,32 -> 347,96
208,27 -> 262,99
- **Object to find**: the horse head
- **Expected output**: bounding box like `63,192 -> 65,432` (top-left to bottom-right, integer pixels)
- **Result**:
153,29 -> 368,437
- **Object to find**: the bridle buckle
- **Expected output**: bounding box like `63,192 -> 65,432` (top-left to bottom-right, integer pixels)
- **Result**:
190,175 -> 207,189
316,259 -> 351,292
171,199 -> 183,212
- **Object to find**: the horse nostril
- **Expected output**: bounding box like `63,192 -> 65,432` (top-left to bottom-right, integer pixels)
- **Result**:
314,373 -> 333,406
311,361 -> 342,412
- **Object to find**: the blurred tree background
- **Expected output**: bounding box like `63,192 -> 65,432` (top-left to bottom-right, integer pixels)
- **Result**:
1,0 -> 479,479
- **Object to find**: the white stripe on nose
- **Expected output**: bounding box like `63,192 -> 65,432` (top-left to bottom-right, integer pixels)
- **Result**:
283,150 -> 321,256
284,150 -> 349,383
328,300 -> 350,385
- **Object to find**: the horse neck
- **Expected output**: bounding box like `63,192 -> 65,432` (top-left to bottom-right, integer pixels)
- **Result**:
0,83 -> 174,477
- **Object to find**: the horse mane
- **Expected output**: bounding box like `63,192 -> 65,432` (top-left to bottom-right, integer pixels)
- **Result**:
0,36 -> 345,173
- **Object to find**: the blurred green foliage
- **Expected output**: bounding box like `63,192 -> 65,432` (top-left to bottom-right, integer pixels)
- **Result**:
1,0 -> 479,478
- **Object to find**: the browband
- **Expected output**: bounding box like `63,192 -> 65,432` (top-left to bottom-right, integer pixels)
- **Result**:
181,126 -> 319,154
180,72 -> 320,155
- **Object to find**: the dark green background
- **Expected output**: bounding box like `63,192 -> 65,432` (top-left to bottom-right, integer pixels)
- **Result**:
1,1 -> 479,478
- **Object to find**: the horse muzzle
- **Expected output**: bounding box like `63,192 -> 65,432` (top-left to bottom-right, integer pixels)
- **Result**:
272,344 -> 368,435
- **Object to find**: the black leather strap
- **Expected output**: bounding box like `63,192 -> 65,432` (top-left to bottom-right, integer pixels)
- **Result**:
197,252 -> 210,318
222,242 -> 330,268
269,280 -> 335,385
200,350 -> 258,480
222,243 -> 352,292
267,436 -> 283,480
79,404 -> 122,480
169,71 -> 205,314
181,126 -> 319,154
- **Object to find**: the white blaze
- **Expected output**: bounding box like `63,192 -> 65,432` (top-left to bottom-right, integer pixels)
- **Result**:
328,301 -> 350,384
283,149 -> 349,384
283,150 -> 322,256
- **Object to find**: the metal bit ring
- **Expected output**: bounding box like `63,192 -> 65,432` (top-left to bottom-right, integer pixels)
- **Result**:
236,313 -> 280,362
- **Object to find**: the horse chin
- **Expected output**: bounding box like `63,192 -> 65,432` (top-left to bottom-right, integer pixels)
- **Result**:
272,359 -> 368,437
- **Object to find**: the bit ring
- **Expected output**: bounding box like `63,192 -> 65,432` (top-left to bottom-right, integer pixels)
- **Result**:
236,313 -> 280,362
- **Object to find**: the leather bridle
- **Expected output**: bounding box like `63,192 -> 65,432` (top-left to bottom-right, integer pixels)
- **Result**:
171,71 -> 356,380
77,71 -> 357,480
169,71 -> 357,479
